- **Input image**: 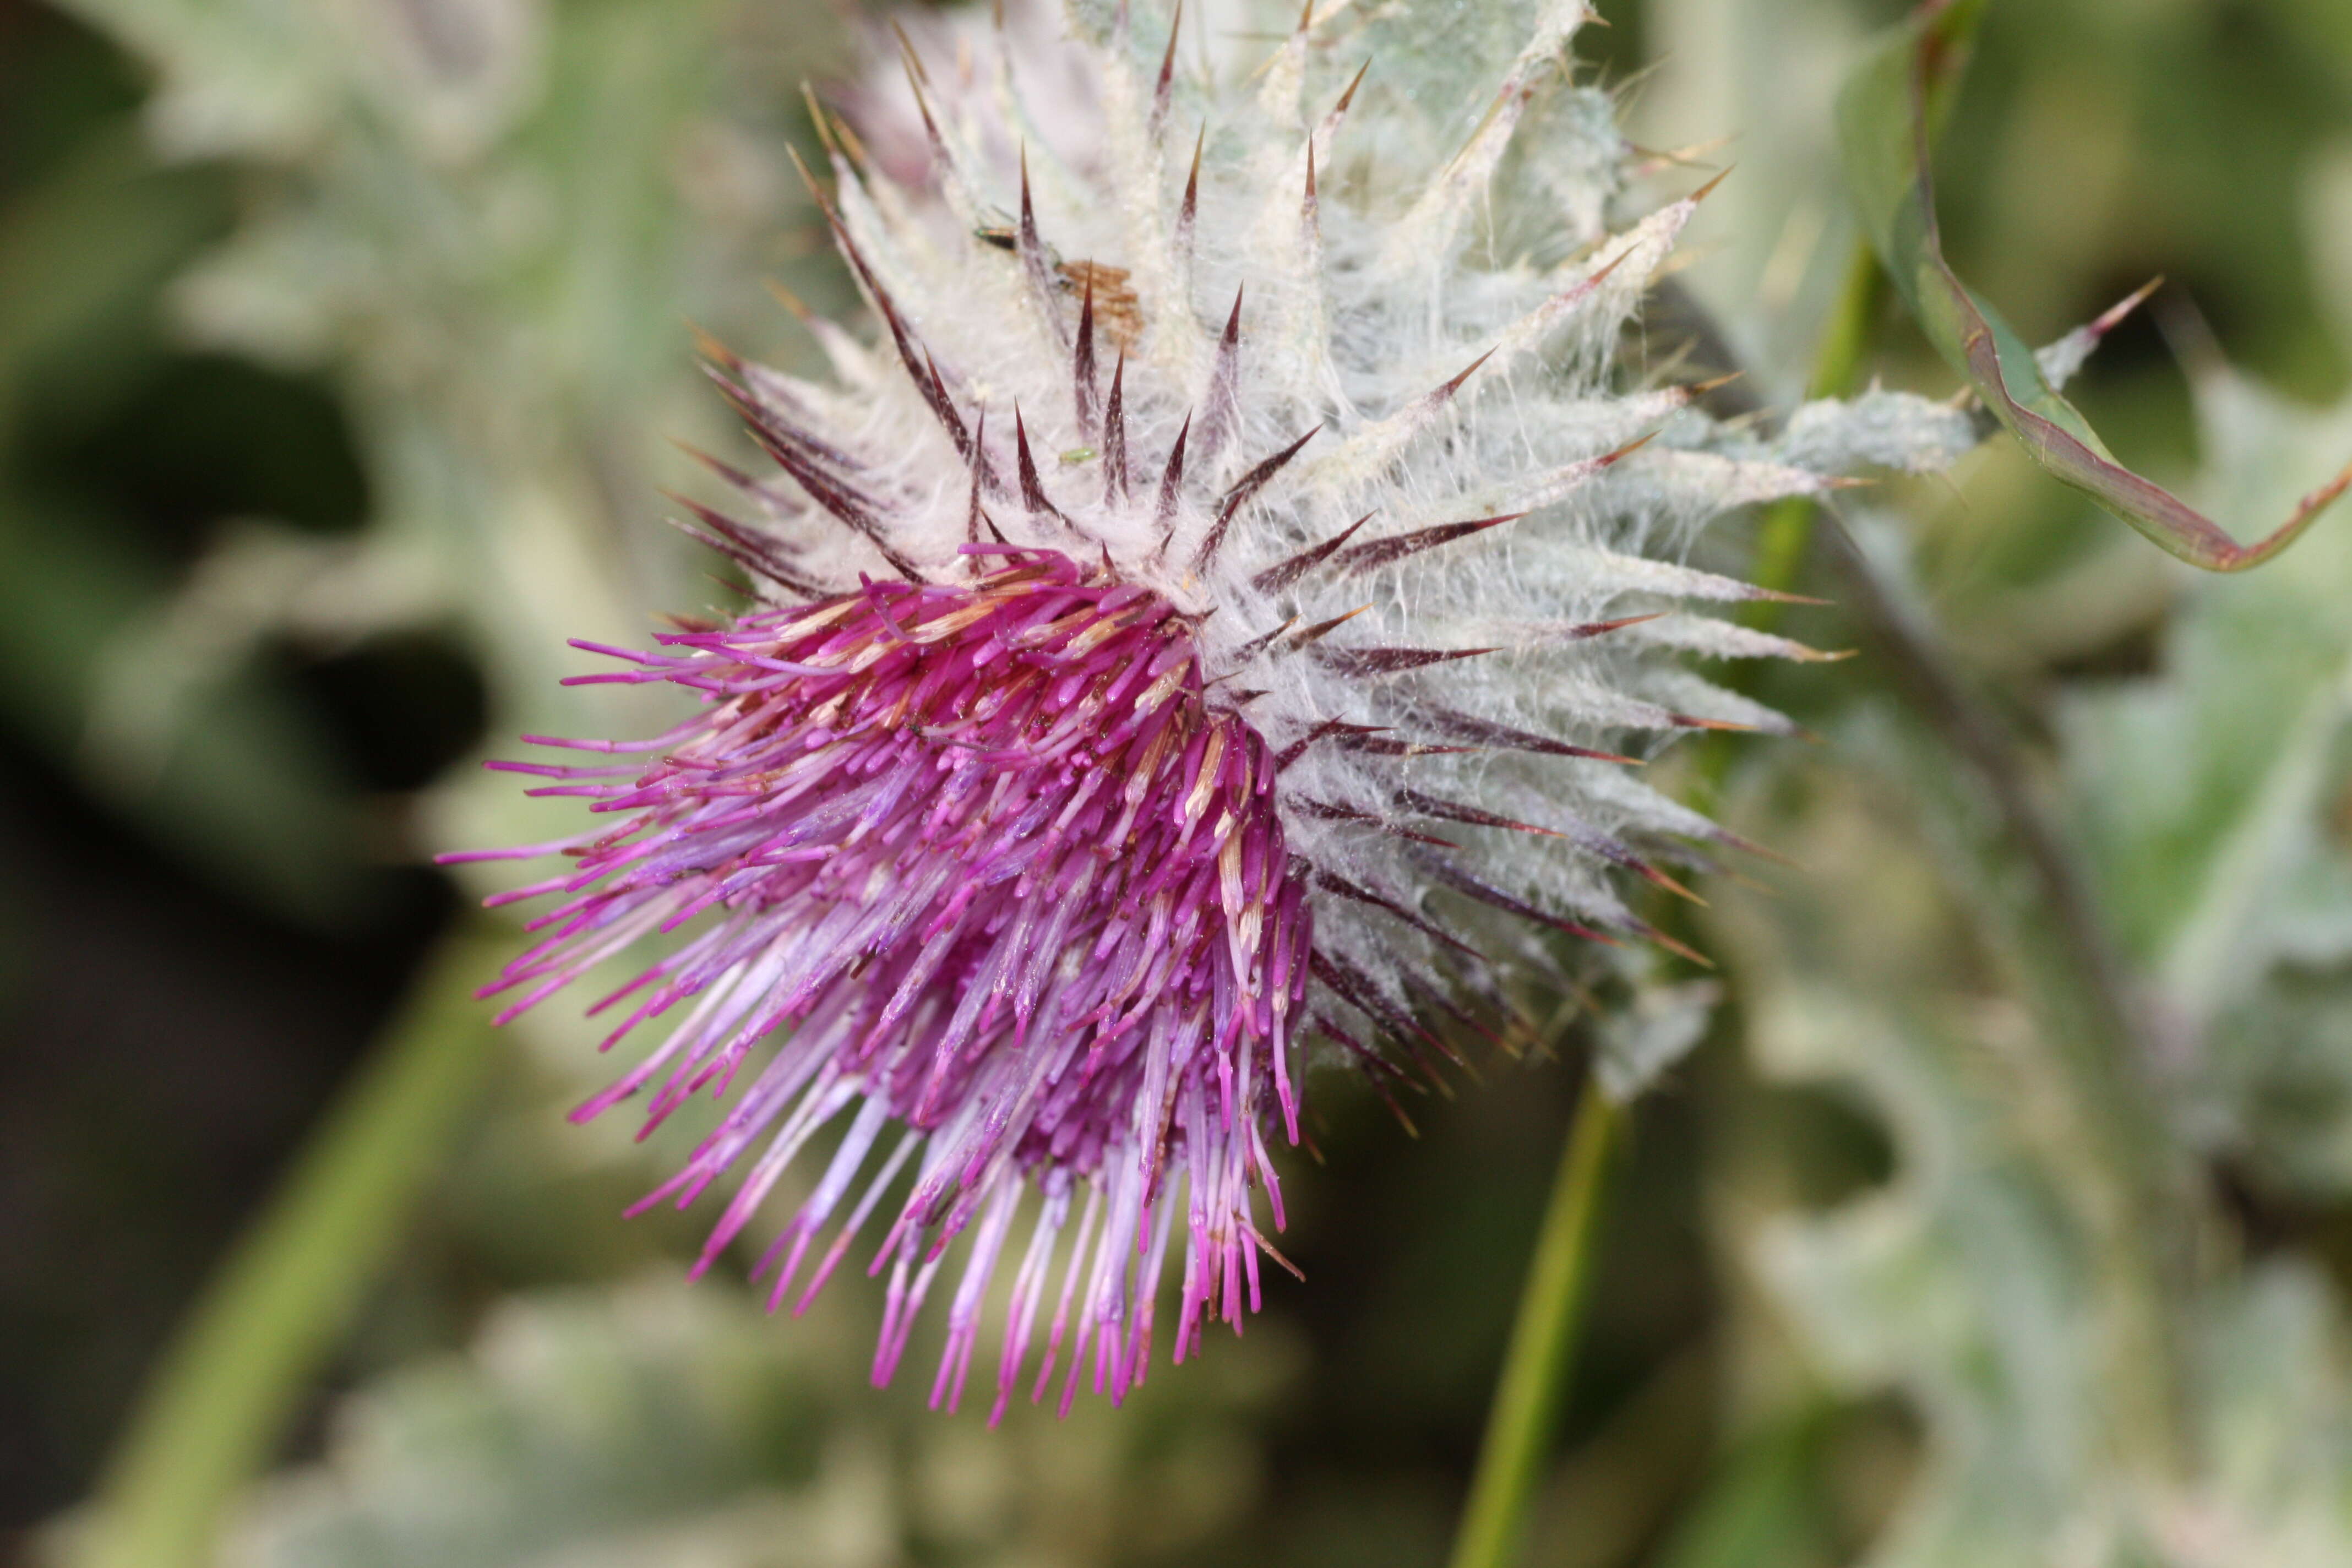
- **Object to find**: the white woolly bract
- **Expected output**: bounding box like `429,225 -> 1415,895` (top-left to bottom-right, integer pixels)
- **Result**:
702,0 -> 1964,1083
435,0 -> 1998,1422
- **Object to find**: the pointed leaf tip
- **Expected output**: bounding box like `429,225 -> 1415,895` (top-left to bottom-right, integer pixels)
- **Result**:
1334,58 -> 1370,116
761,277 -> 814,322
890,19 -> 930,85
1441,346 -> 1498,399
683,319 -> 741,371
2091,275 -> 2164,339
799,85 -> 839,159
1601,429 -> 1661,464
1641,923 -> 1715,968
1839,0 -> 2350,571
1154,0 -> 1185,113
784,141 -> 828,205
827,112 -> 869,171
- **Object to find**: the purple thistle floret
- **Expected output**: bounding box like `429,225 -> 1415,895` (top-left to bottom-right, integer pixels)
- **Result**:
455,548 -> 1308,1418
446,0 -> 1868,1421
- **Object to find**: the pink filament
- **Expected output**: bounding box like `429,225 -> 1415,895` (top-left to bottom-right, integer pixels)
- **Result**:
476,551 -> 1310,1411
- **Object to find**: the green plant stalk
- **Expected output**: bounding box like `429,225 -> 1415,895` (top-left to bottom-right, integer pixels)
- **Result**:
1447,19 -> 1988,1554
1450,108 -> 1920,1568
1446,1086 -> 1621,1568
1749,0 -> 1988,638
1697,244 -> 1883,808
1741,244 -> 1886,635
72,924 -> 504,1568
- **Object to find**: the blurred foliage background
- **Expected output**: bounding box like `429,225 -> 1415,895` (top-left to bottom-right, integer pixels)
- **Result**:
3,0 -> 2352,1564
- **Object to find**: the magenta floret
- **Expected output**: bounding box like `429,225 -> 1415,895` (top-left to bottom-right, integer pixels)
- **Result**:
458,549 -> 1310,1418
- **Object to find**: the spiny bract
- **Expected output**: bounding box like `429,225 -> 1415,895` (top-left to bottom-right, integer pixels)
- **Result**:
455,0 -> 1918,1422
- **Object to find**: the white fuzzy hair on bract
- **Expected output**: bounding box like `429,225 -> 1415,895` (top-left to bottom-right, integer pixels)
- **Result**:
785,0 -> 1840,992
471,0 -> 1972,1420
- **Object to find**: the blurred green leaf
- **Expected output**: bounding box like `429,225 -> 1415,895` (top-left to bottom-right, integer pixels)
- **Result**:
220,1280 -> 867,1568
45,0 -> 835,824
0,128 -> 376,921
0,489 -> 380,922
1596,979 -> 1719,1104
1743,977 -> 2106,1568
56,0 -> 542,162
34,0 -> 834,917
1649,1411 -> 1835,1568
0,126 -> 224,398
2063,367 -> 2352,1193
1717,700 -> 2352,1567
203,1270 -> 1295,1568
1837,0 -> 2352,572
216,1278 -> 861,1568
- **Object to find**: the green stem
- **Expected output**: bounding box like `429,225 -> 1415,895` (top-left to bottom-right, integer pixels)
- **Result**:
1449,153 -> 1899,1568
1743,244 -> 1886,635
1450,17 -> 1989,1556
72,924 -> 504,1568
1446,1085 -> 1622,1568
1745,0 -> 1981,636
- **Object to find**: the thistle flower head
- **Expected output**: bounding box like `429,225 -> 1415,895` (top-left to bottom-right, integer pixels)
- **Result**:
454,0 -> 1867,1420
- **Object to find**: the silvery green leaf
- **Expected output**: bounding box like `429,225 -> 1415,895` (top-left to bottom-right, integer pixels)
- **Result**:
1738,977 -> 2105,1567
1719,701 -> 2352,1568
1769,389 -> 1980,477
219,1277 -> 1293,1568
59,0 -> 544,161
220,1282 -> 880,1568
2191,1262 -> 2352,1565
2191,978 -> 2352,1197
55,0 -> 345,159
2061,367 -> 2352,1189
50,0 -> 827,914
0,133 -> 378,921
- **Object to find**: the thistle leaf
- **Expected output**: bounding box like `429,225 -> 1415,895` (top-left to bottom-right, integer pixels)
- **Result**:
1836,0 -> 2352,572
1720,716 -> 2352,1568
216,1279 -> 1290,1568
2063,369 -> 2352,1193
